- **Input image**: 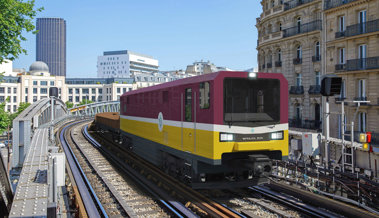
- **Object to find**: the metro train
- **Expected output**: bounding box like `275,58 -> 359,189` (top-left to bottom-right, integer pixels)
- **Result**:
116,71 -> 288,189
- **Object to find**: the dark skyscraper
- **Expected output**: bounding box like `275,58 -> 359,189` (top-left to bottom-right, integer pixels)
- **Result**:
36,18 -> 66,76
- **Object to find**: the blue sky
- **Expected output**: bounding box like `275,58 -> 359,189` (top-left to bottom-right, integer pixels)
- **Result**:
14,0 -> 260,78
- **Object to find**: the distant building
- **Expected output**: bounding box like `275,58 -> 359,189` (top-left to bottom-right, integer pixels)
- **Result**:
97,50 -> 159,78
36,18 -> 66,76
185,60 -> 233,75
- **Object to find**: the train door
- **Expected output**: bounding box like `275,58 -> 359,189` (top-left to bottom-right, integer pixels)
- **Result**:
182,88 -> 196,153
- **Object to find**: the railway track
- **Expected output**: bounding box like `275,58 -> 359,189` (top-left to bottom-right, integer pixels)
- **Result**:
87,124 -> 241,218
62,121 -> 174,217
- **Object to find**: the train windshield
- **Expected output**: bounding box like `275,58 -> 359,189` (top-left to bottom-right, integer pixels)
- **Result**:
223,78 -> 280,127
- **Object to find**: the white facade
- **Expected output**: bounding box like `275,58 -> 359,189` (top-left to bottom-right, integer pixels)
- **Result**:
97,50 -> 159,78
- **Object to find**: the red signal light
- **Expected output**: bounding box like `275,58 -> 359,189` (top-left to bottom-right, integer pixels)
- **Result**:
366,132 -> 372,143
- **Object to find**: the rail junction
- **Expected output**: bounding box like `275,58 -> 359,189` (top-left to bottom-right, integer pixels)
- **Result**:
0,96 -> 378,217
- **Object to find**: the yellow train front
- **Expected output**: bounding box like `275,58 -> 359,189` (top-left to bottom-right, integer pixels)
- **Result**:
120,71 -> 288,189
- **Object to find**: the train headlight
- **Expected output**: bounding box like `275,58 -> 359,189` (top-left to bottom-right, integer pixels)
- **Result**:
271,131 -> 283,140
248,72 -> 257,78
220,133 -> 234,142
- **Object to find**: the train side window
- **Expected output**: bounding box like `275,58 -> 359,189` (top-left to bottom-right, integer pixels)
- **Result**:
185,88 -> 192,121
199,82 -> 210,109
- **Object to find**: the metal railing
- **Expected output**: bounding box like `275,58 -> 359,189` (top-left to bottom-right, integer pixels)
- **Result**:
284,0 -> 315,10
335,97 -> 346,104
324,0 -> 358,10
335,31 -> 345,38
293,58 -> 302,65
283,20 -> 321,37
335,64 -> 346,71
308,85 -> 321,94
289,119 -> 322,131
346,57 -> 379,71
267,63 -> 273,68
312,55 -> 321,62
289,86 -> 304,94
345,19 -> 379,37
275,61 -> 282,67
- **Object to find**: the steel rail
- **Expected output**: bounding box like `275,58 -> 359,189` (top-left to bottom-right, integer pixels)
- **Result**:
59,121 -> 108,218
249,186 -> 337,217
86,125 -> 241,218
82,125 -> 195,218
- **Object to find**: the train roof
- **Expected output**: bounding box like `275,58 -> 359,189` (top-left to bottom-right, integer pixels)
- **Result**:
121,71 -> 285,96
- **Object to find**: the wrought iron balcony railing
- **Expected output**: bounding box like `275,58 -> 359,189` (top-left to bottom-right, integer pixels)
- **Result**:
289,86 -> 304,94
335,31 -> 345,38
308,85 -> 321,94
346,57 -> 379,71
267,63 -> 272,68
335,64 -> 346,71
289,119 -> 322,131
293,58 -> 302,65
345,19 -> 379,37
324,0 -> 358,10
283,20 -> 322,38
275,61 -> 282,67
312,55 -> 321,62
284,0 -> 314,10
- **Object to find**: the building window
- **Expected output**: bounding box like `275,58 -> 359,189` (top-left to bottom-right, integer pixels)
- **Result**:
13,105 -> 16,112
92,96 -> 96,101
33,88 -> 37,94
50,81 -> 55,86
7,87 -> 11,93
358,79 -> 366,98
33,81 -> 38,85
297,46 -> 302,59
199,82 -> 210,109
295,105 -> 302,120
25,88 -> 28,94
82,88 -> 89,94
25,96 -> 28,102
279,22 -> 282,31
33,96 -> 37,102
315,41 -> 320,57
40,81 -> 47,86
296,73 -> 302,86
117,88 -> 121,93
358,112 -> 366,132
0,96 -> 4,102
123,88 -> 127,93
13,88 -> 16,94
339,48 -> 345,64
338,16 -> 345,32
277,49 -> 281,62
315,71 -> 321,86
340,79 -> 346,98
0,88 -> 3,94
40,88 -> 48,94
59,88 -> 61,94
185,88 -> 192,121
75,96 -> 79,102
69,88 -> 73,94
297,17 -> 301,33
92,88 -> 96,94
13,96 -> 16,103
75,89 -> 79,94
69,96 -> 73,102
7,105 -> 10,112
99,89 -> 103,94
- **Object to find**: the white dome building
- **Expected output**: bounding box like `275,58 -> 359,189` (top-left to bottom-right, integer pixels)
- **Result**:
29,61 -> 50,76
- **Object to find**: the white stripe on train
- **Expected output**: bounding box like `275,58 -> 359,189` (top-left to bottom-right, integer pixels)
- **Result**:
120,115 -> 288,134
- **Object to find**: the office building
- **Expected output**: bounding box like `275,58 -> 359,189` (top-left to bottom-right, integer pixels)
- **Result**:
36,18 -> 66,76
97,50 -> 159,78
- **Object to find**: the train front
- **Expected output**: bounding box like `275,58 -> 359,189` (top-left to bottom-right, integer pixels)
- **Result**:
211,72 -> 288,187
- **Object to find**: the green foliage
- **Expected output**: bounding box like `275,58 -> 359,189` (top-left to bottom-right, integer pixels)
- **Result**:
78,99 -> 93,106
0,0 -> 43,63
65,101 -> 74,109
0,102 -> 30,134
9,102 -> 30,121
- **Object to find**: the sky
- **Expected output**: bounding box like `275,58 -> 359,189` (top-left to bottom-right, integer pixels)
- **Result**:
14,0 -> 261,78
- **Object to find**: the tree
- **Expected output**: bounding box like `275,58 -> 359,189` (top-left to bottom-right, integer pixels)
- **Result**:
0,103 -> 10,134
78,99 -> 93,106
9,102 -> 30,121
65,101 -> 74,109
0,0 -> 43,63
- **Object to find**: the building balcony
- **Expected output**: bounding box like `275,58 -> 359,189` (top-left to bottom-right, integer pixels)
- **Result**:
308,85 -> 321,94
335,97 -> 346,104
289,86 -> 304,94
335,31 -> 345,38
335,64 -> 346,71
346,57 -> 379,71
275,61 -> 282,67
312,55 -> 321,62
267,63 -> 272,68
293,58 -> 302,65
259,4 -> 284,21
258,31 -> 283,45
324,0 -> 358,10
345,19 -> 379,37
284,0 -> 315,11
289,119 -> 322,131
283,20 -> 321,38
